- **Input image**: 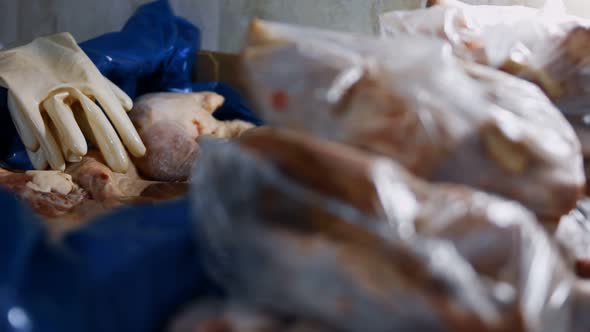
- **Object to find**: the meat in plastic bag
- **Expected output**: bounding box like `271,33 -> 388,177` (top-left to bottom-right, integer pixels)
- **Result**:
241,20 -> 584,222
379,0 -> 590,174
168,299 -> 335,332
556,198 -> 590,278
191,128 -> 588,332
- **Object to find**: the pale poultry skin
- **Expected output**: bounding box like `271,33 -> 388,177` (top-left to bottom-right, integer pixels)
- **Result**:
130,92 -> 255,182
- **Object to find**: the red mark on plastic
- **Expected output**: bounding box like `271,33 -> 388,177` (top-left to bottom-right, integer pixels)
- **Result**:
271,90 -> 288,111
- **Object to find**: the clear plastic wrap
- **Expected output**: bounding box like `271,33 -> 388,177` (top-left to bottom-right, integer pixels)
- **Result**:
556,198 -> 590,278
167,299 -> 335,332
191,128 -> 586,332
241,19 -> 585,221
379,0 -> 590,162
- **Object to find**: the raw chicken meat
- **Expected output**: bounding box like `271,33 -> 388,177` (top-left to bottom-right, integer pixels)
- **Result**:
66,150 -> 171,201
241,20 -> 585,222
0,149 -> 188,233
130,92 -> 255,182
59,150 -> 188,225
192,129 -> 580,332
0,168 -> 86,218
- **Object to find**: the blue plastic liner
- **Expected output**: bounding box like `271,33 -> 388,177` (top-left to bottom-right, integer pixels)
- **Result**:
79,0 -> 200,99
0,191 -> 209,332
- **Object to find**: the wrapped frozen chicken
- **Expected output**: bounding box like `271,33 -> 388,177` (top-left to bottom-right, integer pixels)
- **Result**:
379,0 -> 590,174
241,19 -> 584,222
191,128 -> 590,332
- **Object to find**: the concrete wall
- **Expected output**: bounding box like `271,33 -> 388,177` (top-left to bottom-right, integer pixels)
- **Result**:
2,0 -> 587,52
0,0 -> 220,50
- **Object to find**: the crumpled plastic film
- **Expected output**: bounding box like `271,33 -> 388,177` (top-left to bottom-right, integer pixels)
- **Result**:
241,19 -> 584,221
191,128 -> 584,332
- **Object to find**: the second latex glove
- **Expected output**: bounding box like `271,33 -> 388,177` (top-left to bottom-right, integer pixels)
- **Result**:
0,32 -> 146,172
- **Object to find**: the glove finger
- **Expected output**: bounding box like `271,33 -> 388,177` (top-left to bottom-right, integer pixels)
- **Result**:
37,113 -> 66,171
73,90 -> 129,173
26,148 -> 48,170
8,92 -> 65,170
95,91 -> 146,158
104,76 -> 133,111
43,92 -> 87,157
7,92 -> 39,151
71,103 -> 97,147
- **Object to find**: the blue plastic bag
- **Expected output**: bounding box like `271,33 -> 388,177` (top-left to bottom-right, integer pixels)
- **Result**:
79,0 -> 200,99
0,190 -> 209,332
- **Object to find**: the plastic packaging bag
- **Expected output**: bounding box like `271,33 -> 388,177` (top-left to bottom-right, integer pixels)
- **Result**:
241,19 -> 584,222
191,128 -> 587,332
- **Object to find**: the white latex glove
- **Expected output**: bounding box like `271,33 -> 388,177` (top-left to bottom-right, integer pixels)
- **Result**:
0,32 -> 146,172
